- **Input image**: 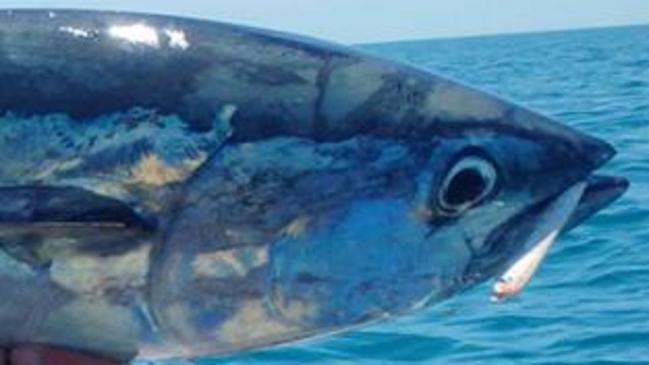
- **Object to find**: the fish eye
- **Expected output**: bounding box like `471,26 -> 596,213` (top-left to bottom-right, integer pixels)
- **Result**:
438,155 -> 498,214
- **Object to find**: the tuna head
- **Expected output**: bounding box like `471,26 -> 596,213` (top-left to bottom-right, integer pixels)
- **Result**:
263,90 -> 627,329
155,61 -> 627,352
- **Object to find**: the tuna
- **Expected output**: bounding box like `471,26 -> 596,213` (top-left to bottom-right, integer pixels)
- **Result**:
0,10 -> 627,361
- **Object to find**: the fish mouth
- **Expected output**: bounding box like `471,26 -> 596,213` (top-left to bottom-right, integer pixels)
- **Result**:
489,173 -> 628,300
563,174 -> 629,233
462,147 -> 629,299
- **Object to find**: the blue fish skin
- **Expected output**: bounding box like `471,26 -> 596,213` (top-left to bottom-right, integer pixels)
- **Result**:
0,9 -> 626,361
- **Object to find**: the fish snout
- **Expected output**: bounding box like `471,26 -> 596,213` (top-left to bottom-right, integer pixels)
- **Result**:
509,107 -> 616,176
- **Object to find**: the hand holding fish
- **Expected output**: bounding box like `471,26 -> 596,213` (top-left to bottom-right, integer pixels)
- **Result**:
1,346 -> 123,365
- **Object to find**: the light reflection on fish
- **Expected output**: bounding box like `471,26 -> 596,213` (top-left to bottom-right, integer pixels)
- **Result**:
0,9 -> 628,362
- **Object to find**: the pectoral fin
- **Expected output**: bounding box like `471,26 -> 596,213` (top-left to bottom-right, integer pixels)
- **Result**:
0,186 -> 156,268
0,186 -> 154,227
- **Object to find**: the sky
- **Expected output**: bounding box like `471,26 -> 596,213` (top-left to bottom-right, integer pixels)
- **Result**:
0,0 -> 648,44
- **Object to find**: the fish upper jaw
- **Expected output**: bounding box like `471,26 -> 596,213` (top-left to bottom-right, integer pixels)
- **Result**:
507,106 -> 616,173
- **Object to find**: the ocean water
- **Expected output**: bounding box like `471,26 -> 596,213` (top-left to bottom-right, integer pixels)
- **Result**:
159,25 -> 648,365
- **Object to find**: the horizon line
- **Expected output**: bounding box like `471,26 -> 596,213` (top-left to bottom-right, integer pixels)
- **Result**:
357,22 -> 649,46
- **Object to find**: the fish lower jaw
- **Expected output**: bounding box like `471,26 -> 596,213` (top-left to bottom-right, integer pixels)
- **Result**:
491,181 -> 587,301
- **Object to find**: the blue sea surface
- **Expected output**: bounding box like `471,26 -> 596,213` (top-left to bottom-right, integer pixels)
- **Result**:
161,25 -> 649,365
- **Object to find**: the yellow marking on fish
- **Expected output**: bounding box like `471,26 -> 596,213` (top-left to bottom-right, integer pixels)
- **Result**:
50,245 -> 151,296
129,153 -> 206,187
277,298 -> 317,320
192,247 -> 268,279
219,300 -> 301,344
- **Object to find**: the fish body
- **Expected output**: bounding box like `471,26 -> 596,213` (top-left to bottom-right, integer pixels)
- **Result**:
0,10 -> 628,361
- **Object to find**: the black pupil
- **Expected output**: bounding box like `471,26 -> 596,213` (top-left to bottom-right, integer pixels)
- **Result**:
445,168 -> 486,206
